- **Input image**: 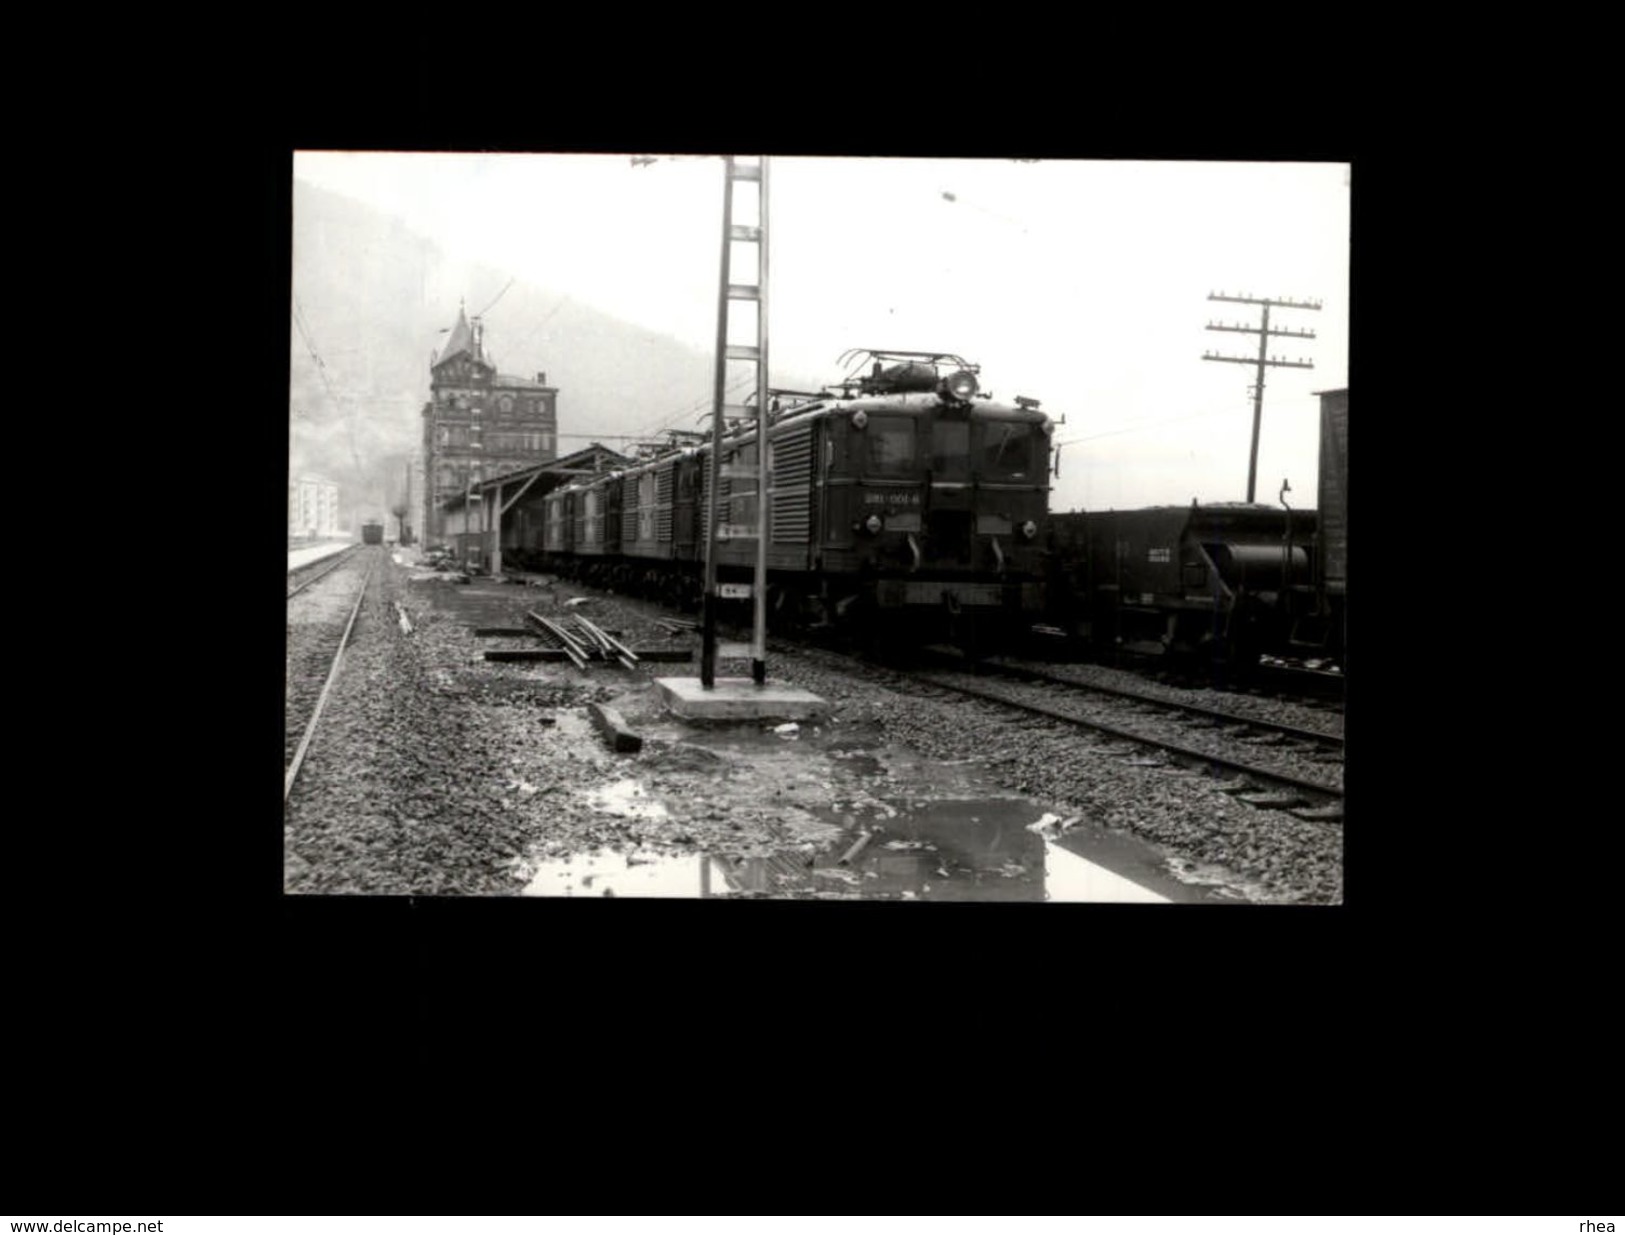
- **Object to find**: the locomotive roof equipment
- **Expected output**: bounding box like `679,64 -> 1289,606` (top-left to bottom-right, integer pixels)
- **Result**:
833,348 -> 982,404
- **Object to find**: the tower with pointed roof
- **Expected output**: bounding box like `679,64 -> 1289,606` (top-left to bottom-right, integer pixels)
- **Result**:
420,305 -> 559,542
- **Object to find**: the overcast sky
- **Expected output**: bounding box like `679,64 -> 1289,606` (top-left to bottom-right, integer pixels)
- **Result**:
294,152 -> 1348,512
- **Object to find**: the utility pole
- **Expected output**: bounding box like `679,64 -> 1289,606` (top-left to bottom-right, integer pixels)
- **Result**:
702,156 -> 770,688
633,154 -> 772,691
1202,292 -> 1320,502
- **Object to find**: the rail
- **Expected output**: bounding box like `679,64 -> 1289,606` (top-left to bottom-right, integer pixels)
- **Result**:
905,668 -> 1343,815
285,558 -> 376,802
288,545 -> 363,600
977,657 -> 1343,749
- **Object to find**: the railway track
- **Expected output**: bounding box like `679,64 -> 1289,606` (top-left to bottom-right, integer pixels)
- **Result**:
973,656 -> 1344,751
495,572 -> 1345,823
285,553 -> 377,801
288,545 -> 363,599
744,630 -> 1345,823
1031,634 -> 1345,713
901,665 -> 1343,822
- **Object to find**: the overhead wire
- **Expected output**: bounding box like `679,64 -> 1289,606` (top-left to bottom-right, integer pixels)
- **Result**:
633,372 -> 757,441
500,293 -> 572,359
1053,402 -> 1249,448
291,294 -> 367,482
476,277 -> 516,318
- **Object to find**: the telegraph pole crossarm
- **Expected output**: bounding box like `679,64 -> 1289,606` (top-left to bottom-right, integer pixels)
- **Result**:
1201,291 -> 1322,503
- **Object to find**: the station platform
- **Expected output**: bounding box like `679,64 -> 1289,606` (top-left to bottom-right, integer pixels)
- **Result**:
287,541 -> 355,572
656,677 -> 829,722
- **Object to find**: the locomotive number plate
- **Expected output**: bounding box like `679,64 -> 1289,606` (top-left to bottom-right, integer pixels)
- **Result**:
717,583 -> 753,599
863,491 -> 921,506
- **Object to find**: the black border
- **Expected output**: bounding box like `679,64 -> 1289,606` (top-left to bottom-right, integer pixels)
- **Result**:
149,100 -> 1406,1062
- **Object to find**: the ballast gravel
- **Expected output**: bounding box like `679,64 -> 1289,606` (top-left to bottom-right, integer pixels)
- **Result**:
284,559 -> 1343,903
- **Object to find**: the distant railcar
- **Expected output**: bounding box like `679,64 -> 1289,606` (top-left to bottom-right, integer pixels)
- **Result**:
1047,502 -> 1316,671
1044,388 -> 1348,674
361,521 -> 384,546
1288,386 -> 1347,659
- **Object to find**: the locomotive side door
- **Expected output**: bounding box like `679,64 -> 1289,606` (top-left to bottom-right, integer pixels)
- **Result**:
817,415 -> 854,561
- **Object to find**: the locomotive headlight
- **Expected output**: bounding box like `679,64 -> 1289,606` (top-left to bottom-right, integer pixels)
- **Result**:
1041,418 -> 1055,437
944,370 -> 979,401
1021,520 -> 1038,540
864,514 -> 883,535
851,409 -> 868,429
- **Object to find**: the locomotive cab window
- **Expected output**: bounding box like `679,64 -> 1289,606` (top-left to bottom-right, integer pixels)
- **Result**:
979,422 -> 1035,480
931,419 -> 970,475
865,417 -> 916,477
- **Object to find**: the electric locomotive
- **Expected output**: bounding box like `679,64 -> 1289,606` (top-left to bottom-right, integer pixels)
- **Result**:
534,350 -> 1056,649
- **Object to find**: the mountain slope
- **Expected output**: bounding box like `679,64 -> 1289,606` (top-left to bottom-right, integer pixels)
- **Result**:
290,180 -> 823,525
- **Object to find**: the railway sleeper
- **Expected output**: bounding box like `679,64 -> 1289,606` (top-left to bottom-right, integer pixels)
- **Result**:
1236,790 -> 1310,810
1290,804 -> 1345,823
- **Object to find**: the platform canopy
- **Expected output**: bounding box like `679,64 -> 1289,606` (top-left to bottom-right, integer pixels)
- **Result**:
439,443 -> 634,516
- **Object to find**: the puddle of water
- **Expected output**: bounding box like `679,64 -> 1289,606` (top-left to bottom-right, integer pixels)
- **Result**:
626,696 -> 1231,903
1042,841 -> 1170,903
807,798 -> 1043,902
1163,857 -> 1268,901
638,718 -> 1003,802
829,751 -> 884,777
803,798 -> 1184,903
523,849 -> 735,898
586,778 -> 670,822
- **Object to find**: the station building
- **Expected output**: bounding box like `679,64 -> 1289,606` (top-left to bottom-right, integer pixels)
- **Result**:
421,306 -> 560,545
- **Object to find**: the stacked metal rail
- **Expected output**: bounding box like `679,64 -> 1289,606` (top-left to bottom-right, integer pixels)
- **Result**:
525,612 -> 641,671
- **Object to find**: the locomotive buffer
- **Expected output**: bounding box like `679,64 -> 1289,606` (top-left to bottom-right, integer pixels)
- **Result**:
654,154 -> 826,722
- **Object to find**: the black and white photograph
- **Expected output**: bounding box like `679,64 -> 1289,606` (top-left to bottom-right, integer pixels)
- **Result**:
284,152 -> 1349,903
